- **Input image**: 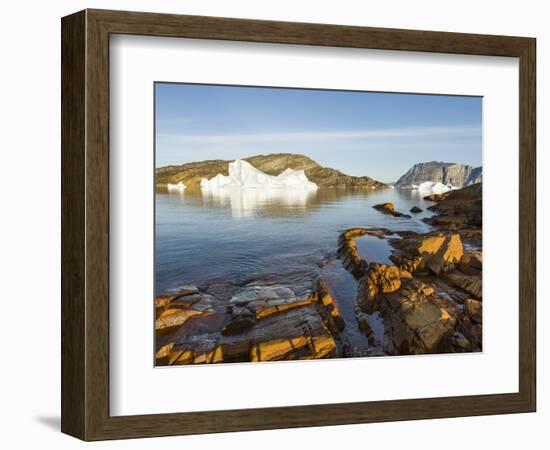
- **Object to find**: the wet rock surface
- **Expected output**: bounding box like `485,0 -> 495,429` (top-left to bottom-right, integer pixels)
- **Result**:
155,274 -> 345,365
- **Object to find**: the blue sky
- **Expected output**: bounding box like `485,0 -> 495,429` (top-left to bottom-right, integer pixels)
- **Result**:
155,83 -> 482,182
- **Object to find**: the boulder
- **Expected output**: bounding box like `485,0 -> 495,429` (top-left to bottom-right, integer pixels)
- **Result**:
192,345 -> 224,364
155,295 -> 174,318
174,285 -> 200,296
418,234 -> 463,275
398,269 -> 413,279
315,276 -> 345,331
381,280 -> 457,354
459,252 -> 482,276
155,342 -> 175,365
221,316 -> 256,335
154,285 -> 201,318
337,230 -> 365,278
394,233 -> 463,275
226,284 -> 316,323
168,294 -> 202,310
459,317 -> 482,350
368,263 -> 402,293
376,202 -> 395,212
439,333 -> 473,353
427,183 -> 482,226
250,334 -> 335,362
155,329 -> 224,366
373,202 -> 412,218
410,206 -> 423,213
155,292 -> 218,334
444,272 -> 482,299
429,277 -> 470,304
357,263 -> 401,314
464,298 -> 482,323
225,305 -> 338,362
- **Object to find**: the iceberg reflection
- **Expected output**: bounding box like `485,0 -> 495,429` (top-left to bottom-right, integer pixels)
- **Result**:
200,186 -> 318,218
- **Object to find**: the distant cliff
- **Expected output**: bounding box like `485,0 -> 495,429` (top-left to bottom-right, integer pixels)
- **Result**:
156,153 -> 388,189
395,162 -> 482,188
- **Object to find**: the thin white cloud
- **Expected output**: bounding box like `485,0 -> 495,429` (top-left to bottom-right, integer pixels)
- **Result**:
157,125 -> 481,145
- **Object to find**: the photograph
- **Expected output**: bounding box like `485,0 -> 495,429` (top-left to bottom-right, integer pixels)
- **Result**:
154,83 -> 483,366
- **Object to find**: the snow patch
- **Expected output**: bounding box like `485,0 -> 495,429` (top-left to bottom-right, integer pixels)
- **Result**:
200,159 -> 318,190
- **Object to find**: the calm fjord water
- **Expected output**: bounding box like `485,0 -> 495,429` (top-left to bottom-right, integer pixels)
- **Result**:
155,187 -> 435,294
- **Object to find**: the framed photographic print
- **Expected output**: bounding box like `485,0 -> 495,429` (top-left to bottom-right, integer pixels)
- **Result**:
61,9 -> 536,440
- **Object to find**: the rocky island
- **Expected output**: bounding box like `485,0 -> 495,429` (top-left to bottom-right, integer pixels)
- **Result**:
156,153 -> 388,190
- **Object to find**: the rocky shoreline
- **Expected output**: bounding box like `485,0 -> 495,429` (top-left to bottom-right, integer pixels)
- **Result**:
155,182 -> 482,365
156,275 -> 345,365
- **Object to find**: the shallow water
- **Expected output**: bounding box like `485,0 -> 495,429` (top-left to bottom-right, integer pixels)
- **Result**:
354,235 -> 395,265
155,187 -> 434,294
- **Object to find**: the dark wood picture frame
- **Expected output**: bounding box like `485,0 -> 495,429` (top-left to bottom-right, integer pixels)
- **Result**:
61,9 -> 536,441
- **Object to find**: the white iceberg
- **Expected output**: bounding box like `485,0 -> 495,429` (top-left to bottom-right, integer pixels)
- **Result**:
413,181 -> 456,195
167,181 -> 186,190
200,159 -> 318,190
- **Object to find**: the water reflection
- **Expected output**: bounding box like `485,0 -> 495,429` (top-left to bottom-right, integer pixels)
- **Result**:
200,186 -> 318,218
159,186 -> 388,218
160,186 -> 438,220
159,186 -> 437,221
